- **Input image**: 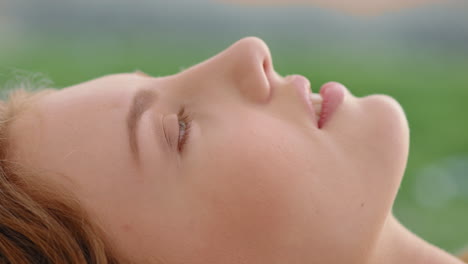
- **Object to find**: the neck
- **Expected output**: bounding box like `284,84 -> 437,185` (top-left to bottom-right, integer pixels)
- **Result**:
368,215 -> 464,264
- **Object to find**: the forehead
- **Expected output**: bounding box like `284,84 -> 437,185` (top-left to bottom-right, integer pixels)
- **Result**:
7,72 -> 172,164
59,73 -> 140,97
7,74 -> 136,164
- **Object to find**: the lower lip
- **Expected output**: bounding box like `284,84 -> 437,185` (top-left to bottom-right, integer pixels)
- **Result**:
318,82 -> 346,128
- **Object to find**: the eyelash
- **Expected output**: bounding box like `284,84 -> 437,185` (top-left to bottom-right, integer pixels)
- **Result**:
177,106 -> 192,152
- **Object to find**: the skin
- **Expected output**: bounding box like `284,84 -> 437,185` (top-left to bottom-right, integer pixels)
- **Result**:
9,37 -> 463,264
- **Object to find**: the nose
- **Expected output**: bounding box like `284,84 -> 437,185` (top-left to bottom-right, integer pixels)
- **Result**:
218,37 -> 275,104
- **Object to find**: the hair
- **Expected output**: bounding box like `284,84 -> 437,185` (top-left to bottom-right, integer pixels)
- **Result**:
458,246 -> 468,263
0,78 -> 467,264
0,80 -> 124,263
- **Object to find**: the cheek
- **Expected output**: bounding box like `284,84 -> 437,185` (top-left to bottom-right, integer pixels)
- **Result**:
185,120 -> 316,253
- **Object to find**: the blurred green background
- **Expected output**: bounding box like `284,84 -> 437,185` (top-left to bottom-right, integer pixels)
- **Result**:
1,0 -> 467,255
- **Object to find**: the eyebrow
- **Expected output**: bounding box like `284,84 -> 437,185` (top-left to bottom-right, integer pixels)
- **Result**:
127,88 -> 159,165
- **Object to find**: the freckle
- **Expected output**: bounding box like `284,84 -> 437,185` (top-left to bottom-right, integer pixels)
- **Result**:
361,202 -> 365,208
122,224 -> 132,232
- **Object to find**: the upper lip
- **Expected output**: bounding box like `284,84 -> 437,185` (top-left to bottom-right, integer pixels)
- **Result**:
287,75 -> 318,127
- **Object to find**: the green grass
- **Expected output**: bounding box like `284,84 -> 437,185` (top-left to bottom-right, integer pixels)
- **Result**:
1,34 -> 468,253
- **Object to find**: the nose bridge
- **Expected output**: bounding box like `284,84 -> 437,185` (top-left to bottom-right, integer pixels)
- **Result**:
224,37 -> 274,104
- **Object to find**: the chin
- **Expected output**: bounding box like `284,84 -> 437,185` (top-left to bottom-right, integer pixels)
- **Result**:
369,94 -> 410,177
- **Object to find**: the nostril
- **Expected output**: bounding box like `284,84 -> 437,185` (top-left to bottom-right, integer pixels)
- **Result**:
262,57 -> 275,102
263,58 -> 269,73
262,53 -> 274,76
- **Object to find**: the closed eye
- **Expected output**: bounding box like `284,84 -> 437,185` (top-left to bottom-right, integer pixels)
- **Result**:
177,106 -> 192,153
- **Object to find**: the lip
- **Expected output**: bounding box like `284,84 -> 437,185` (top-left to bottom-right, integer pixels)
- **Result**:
288,74 -> 318,127
318,82 -> 346,128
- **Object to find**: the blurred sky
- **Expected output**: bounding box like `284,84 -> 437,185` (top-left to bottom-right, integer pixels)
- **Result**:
215,0 -> 462,15
1,0 -> 468,53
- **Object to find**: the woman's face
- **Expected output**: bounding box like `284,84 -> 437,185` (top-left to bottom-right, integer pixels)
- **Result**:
11,37 -> 409,263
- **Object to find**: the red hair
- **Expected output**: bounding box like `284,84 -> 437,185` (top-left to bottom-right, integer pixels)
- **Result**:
0,87 -> 124,263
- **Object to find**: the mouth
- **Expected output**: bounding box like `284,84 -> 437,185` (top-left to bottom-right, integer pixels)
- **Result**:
289,75 -> 345,129
309,93 -> 323,121
317,82 -> 346,128
288,75 -> 323,128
